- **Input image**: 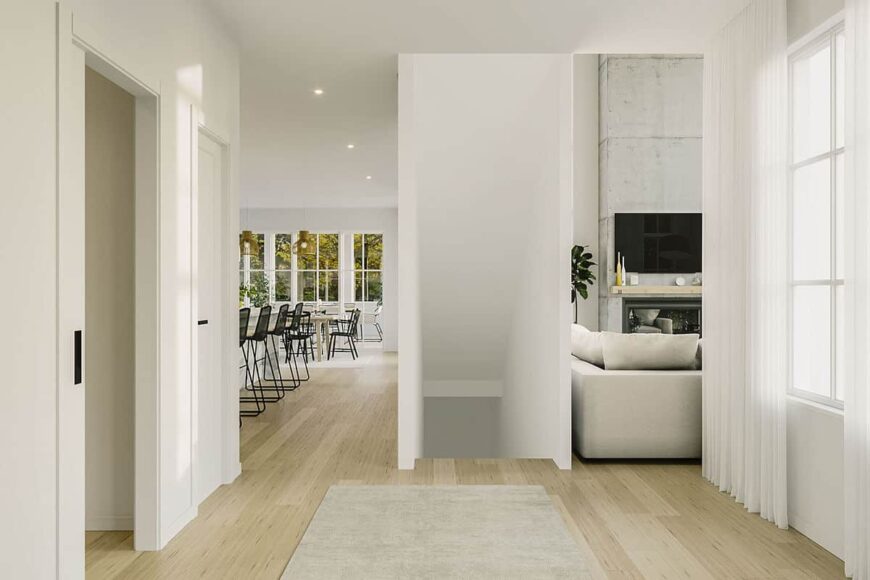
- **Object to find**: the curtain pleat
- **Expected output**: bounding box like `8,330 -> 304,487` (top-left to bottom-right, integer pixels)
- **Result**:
702,0 -> 789,529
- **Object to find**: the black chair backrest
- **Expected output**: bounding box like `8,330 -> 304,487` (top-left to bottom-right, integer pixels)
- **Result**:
251,305 -> 272,341
288,302 -> 303,332
349,309 -> 361,334
239,308 -> 251,347
272,304 -> 290,335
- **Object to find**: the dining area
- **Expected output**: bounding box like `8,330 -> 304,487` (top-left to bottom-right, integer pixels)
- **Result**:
237,302 -> 372,420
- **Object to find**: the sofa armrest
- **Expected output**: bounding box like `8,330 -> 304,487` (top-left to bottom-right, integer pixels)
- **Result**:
654,318 -> 674,334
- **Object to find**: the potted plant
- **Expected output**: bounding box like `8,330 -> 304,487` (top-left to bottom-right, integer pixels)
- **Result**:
571,245 -> 597,324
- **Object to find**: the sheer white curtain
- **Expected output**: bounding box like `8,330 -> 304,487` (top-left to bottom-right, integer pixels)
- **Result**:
845,0 -> 870,576
702,0 -> 789,528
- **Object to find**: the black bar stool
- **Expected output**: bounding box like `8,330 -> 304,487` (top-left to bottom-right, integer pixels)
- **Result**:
286,303 -> 314,381
243,305 -> 284,404
239,307 -> 265,419
284,302 -> 309,382
261,304 -> 299,392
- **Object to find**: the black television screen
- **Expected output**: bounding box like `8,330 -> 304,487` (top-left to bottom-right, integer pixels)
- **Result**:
615,213 -> 702,274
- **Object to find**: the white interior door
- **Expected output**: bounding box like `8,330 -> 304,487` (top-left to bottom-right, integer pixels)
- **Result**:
57,14 -> 87,575
196,131 -> 224,503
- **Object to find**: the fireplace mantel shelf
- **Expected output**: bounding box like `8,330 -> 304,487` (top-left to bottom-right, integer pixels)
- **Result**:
610,285 -> 703,296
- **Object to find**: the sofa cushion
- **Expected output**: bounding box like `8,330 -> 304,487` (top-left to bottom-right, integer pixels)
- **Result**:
601,332 -> 700,371
571,324 -> 604,368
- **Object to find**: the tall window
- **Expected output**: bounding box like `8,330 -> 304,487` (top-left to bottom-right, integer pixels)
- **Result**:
353,234 -> 383,302
274,233 -> 294,302
297,233 -> 339,302
238,232 -> 266,306
788,23 -> 845,407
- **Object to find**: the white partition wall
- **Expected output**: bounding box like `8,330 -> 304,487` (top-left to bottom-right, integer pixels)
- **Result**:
0,1 -> 241,577
398,54 -> 573,468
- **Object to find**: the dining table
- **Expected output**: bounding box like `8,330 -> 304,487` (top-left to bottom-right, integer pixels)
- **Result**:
245,307 -> 339,364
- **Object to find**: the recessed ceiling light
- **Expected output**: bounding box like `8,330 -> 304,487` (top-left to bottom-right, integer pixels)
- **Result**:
366,175 -> 372,180
347,144 -> 355,149
313,88 -> 324,95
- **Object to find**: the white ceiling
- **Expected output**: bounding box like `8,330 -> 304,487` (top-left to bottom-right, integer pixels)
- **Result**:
208,0 -> 750,209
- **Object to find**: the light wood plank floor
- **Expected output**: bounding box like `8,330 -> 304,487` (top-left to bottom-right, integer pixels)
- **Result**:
86,349 -> 845,579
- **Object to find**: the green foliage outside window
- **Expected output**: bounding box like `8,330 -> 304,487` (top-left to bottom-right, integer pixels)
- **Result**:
240,273 -> 270,308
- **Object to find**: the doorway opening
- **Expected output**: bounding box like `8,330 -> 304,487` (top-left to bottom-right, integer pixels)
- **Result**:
83,67 -> 136,537
57,15 -> 162,570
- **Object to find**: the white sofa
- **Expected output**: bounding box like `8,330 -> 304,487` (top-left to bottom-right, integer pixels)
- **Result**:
571,357 -> 702,459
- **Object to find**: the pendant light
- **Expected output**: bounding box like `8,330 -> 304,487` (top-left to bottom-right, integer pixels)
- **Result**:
293,230 -> 316,255
240,229 -> 259,257
239,184 -> 258,257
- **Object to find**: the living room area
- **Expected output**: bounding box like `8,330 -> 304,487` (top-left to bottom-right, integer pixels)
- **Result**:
568,2 -> 848,571
570,53 -> 705,461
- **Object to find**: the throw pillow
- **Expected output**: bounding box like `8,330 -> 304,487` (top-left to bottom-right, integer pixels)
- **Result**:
571,324 -> 605,368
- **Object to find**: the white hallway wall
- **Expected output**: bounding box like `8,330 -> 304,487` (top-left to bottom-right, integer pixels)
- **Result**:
67,0 -> 241,549
0,2 -> 58,577
1,0 -> 240,576
242,208 -> 398,352
399,54 -> 573,467
785,0 -> 845,561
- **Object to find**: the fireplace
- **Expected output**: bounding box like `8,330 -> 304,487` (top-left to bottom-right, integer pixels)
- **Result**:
622,297 -> 702,336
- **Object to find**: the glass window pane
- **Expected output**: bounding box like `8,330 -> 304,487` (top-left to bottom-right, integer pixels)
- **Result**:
246,271 -> 269,308
836,32 -> 846,150
275,234 -> 294,270
318,234 -> 339,270
366,271 -> 383,302
238,232 -> 265,270
275,271 -> 292,302
297,234 -> 316,269
793,285 -> 832,397
364,234 -> 383,269
793,44 -> 832,162
792,159 -> 831,280
354,271 -> 364,301
836,284 -> 845,402
317,271 -> 339,302
353,234 -> 363,270
239,271 -> 245,306
836,153 -> 845,279
298,271 -> 316,302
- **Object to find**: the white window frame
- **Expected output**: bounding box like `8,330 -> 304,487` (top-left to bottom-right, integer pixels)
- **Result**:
787,18 -> 845,409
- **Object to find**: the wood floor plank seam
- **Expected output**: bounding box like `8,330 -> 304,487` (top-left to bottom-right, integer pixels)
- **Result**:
84,350 -> 844,579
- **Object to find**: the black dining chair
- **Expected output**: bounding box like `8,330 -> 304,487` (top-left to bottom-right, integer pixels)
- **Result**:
328,309 -> 361,360
239,307 -> 266,419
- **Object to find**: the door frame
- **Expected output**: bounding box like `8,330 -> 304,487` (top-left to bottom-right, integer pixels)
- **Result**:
190,109 -> 239,504
56,5 -> 162,575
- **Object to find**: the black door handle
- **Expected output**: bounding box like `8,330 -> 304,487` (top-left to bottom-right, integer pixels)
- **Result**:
74,330 -> 82,385
198,320 -> 209,326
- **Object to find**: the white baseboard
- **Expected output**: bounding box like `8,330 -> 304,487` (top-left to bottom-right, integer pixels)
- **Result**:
86,515 -> 133,531
223,461 -> 242,485
788,512 -> 845,560
161,505 -> 198,548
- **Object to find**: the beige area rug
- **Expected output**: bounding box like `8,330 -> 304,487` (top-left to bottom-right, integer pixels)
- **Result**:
282,485 -> 591,579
